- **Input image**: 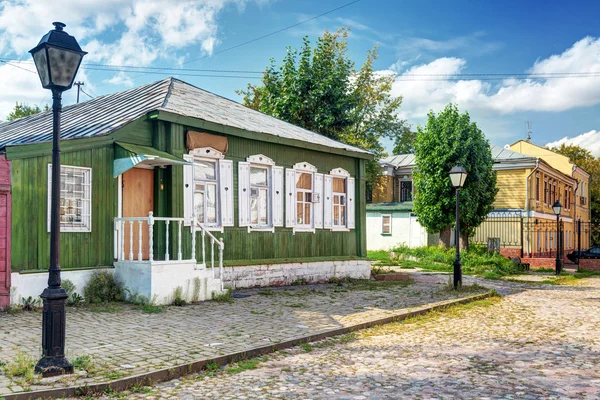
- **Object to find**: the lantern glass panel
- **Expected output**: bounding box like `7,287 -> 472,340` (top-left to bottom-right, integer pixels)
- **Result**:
32,48 -> 50,87
48,47 -> 82,87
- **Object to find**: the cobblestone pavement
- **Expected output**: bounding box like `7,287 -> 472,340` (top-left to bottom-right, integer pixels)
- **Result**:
0,273 -> 484,396
108,275 -> 600,400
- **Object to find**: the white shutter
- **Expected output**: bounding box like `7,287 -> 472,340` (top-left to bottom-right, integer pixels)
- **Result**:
347,177 -> 355,229
314,173 -> 324,229
219,159 -> 234,227
183,155 -> 194,227
272,166 -> 284,227
238,162 -> 250,227
285,168 -> 296,227
323,175 -> 333,229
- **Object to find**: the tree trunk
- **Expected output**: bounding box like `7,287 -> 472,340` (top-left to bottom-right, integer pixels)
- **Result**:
439,226 -> 452,248
459,231 -> 469,250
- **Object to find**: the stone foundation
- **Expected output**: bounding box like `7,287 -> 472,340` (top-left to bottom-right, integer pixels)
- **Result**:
223,260 -> 372,289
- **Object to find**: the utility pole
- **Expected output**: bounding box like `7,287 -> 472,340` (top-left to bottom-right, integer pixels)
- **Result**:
74,81 -> 84,103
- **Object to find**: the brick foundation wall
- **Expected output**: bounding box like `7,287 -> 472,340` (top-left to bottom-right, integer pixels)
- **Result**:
499,248 -> 522,259
521,255 -> 573,270
579,259 -> 600,271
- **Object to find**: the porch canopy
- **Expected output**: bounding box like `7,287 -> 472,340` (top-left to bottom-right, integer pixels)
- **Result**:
114,142 -> 189,177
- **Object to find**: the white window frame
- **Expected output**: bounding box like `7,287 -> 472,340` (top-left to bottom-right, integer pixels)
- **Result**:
330,167 -> 351,231
247,154 -> 276,232
288,162 -> 319,233
381,214 -> 392,235
47,164 -> 92,233
188,147 -> 224,232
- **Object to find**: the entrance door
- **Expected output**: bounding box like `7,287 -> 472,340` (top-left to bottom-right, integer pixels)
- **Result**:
122,168 -> 154,260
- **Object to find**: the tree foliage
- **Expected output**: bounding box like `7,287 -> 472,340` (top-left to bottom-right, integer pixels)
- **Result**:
392,125 -> 417,154
238,27 -> 404,185
549,143 -> 600,225
413,104 -> 498,243
6,102 -> 49,121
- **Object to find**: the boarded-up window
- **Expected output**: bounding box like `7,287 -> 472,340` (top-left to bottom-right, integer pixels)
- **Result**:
382,215 -> 391,235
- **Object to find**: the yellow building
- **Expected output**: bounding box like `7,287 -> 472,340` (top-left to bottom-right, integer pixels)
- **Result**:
371,142 -> 591,258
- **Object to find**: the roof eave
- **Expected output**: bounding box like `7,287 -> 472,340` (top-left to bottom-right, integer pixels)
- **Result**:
152,110 -> 374,160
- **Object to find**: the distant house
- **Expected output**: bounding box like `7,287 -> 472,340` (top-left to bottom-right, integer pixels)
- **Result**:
368,144 -> 591,262
0,77 -> 372,307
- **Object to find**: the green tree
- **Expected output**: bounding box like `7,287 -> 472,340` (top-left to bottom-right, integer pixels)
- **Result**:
6,102 -> 49,121
413,104 -> 498,248
238,27 -> 404,186
392,125 -> 417,154
548,143 -> 600,229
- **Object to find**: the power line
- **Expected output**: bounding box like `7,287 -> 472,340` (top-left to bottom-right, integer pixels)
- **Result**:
0,59 -> 37,74
182,0 -> 362,65
80,87 -> 95,99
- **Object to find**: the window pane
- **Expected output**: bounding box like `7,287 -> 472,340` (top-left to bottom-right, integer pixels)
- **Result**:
250,167 -> 267,186
194,192 -> 205,224
250,196 -> 258,225
206,184 -> 217,224
334,196 -> 339,205
340,205 -> 346,225
297,192 -> 303,201
296,173 -> 312,190
333,177 -> 345,193
297,203 -> 304,224
51,165 -> 91,230
305,192 -> 312,203
194,160 -> 216,181
259,189 -> 268,225
304,204 -> 311,225
334,205 -> 339,225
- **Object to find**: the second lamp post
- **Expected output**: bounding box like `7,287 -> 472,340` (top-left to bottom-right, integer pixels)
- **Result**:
552,200 -> 563,275
449,164 -> 468,289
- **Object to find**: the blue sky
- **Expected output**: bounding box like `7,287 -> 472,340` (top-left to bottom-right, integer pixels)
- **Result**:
1,0 -> 600,154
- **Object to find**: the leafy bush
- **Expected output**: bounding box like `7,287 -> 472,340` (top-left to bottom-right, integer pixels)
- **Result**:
212,288 -> 233,303
392,244 -> 519,277
20,296 -> 41,311
83,271 -> 125,304
62,279 -> 76,297
62,279 -> 84,306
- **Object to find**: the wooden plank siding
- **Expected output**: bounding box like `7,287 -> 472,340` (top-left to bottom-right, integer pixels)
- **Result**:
494,169 -> 527,209
10,145 -> 116,272
154,121 -> 366,263
6,116 -> 367,271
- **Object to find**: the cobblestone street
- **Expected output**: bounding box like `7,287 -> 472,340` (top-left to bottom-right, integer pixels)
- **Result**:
0,273 -> 485,397
117,275 -> 600,399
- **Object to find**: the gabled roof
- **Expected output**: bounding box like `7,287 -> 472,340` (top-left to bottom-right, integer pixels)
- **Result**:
0,78 -> 370,156
380,145 -> 536,170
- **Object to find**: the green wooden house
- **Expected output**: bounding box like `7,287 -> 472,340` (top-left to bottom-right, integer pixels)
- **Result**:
0,78 -> 372,306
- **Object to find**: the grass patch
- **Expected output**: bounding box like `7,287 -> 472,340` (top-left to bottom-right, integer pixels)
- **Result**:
212,289 -> 234,303
287,303 -> 307,308
367,250 -> 391,262
226,358 -> 265,374
2,351 -> 35,387
136,304 -> 164,314
299,343 -> 313,352
104,371 -> 125,380
392,245 -> 521,277
342,279 -> 414,291
257,289 -> 275,296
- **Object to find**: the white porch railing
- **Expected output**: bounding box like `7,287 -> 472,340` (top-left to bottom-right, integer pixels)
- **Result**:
114,212 -> 224,287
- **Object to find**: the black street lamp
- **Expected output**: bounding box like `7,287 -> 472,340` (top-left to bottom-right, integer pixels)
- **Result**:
449,164 -> 468,290
29,22 -> 87,377
552,200 -> 562,275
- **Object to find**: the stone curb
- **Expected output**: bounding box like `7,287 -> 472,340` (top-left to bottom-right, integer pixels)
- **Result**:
2,291 -> 493,400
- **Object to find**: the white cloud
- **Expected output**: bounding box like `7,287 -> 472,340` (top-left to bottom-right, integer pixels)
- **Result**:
390,36 -> 600,122
0,0 -> 260,66
546,130 -> 600,157
0,63 -> 47,119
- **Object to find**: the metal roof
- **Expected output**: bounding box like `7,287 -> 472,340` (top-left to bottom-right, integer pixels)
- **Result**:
380,154 -> 415,168
381,145 -> 536,169
366,201 -> 414,212
0,77 -> 370,155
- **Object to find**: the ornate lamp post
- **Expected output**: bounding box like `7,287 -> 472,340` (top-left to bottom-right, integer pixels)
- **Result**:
29,22 -> 87,377
449,164 -> 468,290
552,200 -> 562,275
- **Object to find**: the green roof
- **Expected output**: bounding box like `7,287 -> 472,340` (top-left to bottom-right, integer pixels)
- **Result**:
366,202 -> 414,212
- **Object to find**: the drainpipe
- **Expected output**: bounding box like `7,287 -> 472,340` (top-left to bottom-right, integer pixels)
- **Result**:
525,159 -> 540,257
573,165 -> 579,252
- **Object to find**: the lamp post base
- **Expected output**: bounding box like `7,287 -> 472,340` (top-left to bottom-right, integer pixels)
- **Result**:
453,260 -> 462,290
35,286 -> 73,377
